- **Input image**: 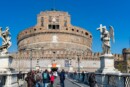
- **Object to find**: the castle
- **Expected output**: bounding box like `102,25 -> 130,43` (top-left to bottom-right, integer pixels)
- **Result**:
11,10 -> 130,72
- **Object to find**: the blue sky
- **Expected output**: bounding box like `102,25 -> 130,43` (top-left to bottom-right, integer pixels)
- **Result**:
0,0 -> 129,54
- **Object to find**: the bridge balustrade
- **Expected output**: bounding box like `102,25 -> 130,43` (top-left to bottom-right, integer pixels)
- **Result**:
0,75 -> 6,86
68,72 -> 130,87
0,72 -> 27,87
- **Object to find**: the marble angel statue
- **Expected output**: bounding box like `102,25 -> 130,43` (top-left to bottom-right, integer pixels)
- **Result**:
0,27 -> 12,55
97,24 -> 115,54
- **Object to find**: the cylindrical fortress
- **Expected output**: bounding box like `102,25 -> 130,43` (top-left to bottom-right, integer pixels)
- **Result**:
17,10 -> 92,57
16,10 -> 93,71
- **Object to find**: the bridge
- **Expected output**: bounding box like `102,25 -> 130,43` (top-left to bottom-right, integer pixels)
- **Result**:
0,71 -> 130,87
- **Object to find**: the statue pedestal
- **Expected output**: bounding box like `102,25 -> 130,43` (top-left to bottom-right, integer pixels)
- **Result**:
97,54 -> 120,73
0,55 -> 18,87
0,55 -> 13,72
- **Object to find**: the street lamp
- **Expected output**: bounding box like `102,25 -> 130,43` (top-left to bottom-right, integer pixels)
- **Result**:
77,54 -> 81,73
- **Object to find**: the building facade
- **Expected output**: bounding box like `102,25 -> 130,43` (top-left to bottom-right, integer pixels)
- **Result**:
11,10 -> 124,72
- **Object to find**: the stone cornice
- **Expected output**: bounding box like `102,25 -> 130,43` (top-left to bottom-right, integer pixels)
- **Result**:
17,31 -> 92,44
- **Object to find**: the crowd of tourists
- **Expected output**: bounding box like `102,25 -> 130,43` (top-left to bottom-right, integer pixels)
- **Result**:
25,69 -> 65,87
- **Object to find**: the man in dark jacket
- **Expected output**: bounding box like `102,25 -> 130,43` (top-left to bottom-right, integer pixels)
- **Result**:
88,73 -> 96,87
25,72 -> 35,87
42,69 -> 50,87
59,69 -> 65,87
81,71 -> 85,82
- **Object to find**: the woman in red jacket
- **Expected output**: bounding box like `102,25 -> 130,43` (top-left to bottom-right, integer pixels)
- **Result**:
50,73 -> 55,87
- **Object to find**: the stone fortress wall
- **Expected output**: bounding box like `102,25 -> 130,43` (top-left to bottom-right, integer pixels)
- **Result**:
11,51 -> 123,72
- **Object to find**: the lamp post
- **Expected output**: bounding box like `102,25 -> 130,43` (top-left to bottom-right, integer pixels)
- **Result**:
77,54 -> 80,73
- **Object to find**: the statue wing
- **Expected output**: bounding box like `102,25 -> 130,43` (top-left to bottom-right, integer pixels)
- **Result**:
109,25 -> 115,43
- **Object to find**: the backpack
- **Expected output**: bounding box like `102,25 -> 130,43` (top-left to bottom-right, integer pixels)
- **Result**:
43,73 -> 47,79
36,74 -> 41,81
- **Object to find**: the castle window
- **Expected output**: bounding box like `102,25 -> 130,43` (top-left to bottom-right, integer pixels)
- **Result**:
48,24 -> 59,29
34,28 -> 36,31
49,25 -> 52,29
72,29 -> 74,31
41,17 -> 44,27
85,32 -> 88,35
77,30 -> 79,32
56,25 -> 59,29
66,28 -> 68,30
53,25 -> 56,29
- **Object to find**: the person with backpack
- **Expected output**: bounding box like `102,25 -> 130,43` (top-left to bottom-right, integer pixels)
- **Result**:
35,70 -> 42,87
42,69 -> 50,87
59,69 -> 65,87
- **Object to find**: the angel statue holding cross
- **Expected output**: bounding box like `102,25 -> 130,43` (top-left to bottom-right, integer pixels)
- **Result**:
0,27 -> 12,55
97,24 -> 115,55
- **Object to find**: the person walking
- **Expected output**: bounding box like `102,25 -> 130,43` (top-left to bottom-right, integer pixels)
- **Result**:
81,71 -> 85,82
50,72 -> 55,87
59,69 -> 65,87
88,73 -> 96,87
35,70 -> 42,87
25,72 -> 35,87
42,69 -> 50,87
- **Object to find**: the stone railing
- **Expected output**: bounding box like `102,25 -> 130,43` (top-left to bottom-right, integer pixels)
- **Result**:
0,72 -> 27,87
68,72 -> 130,87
